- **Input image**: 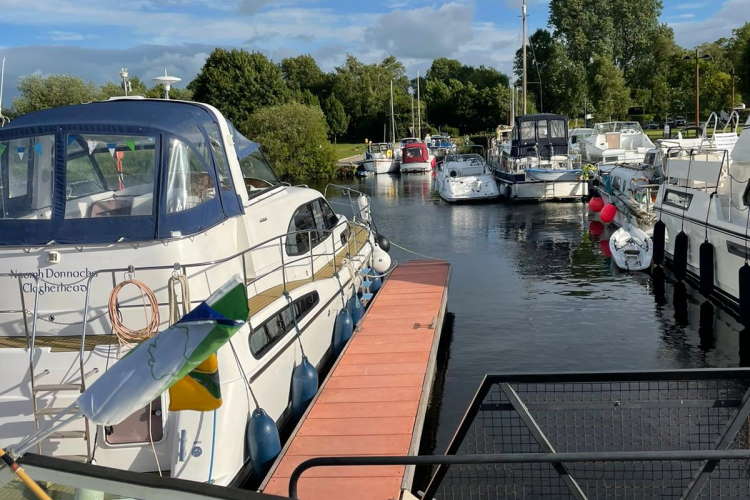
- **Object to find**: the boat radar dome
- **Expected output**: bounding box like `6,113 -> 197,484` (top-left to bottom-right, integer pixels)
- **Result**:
153,68 -> 181,99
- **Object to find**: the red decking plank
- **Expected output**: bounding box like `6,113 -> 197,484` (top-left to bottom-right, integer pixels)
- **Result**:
317,386 -> 422,404
286,434 -> 413,456
297,416 -> 416,437
262,260 -> 449,500
264,476 -> 403,499
325,374 -> 425,390
308,400 -> 419,419
335,362 -> 428,376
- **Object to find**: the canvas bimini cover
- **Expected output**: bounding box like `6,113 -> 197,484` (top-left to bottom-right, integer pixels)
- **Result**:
511,113 -> 569,159
402,142 -> 429,163
0,99 -> 246,246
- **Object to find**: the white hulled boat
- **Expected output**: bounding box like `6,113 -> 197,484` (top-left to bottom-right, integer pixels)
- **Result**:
491,114 -> 588,201
437,154 -> 499,202
0,98 -> 389,487
580,121 -> 655,164
653,114 -> 750,309
400,142 -> 432,173
363,142 -> 398,174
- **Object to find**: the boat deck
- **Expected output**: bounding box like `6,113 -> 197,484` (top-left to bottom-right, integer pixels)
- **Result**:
261,259 -> 450,500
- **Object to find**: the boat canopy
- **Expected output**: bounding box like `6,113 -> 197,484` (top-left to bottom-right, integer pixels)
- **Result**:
511,113 -> 568,159
0,99 -> 247,246
402,142 -> 429,163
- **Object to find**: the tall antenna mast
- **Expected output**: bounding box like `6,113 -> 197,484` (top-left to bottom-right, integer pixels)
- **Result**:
522,0 -> 527,115
390,79 -> 396,145
0,57 -> 8,127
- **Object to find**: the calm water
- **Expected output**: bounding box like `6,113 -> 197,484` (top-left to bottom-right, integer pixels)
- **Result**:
329,173 -> 748,453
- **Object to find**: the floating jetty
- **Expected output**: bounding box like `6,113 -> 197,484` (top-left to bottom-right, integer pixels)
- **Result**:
261,259 -> 450,499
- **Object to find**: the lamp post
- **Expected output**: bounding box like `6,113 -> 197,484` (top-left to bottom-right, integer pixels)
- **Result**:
730,65 -> 736,109
683,49 -> 712,125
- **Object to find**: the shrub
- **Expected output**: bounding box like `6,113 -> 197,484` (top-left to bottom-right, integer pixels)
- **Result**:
242,102 -> 336,181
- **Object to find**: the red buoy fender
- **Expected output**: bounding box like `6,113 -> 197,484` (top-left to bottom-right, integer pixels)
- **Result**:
600,203 -> 617,223
589,197 -> 604,212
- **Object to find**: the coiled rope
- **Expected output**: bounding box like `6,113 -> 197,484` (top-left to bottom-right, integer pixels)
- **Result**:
108,279 -> 160,345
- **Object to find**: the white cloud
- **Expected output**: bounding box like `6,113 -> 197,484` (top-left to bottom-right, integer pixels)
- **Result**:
47,31 -> 92,41
365,2 -> 475,59
675,2 -> 707,9
670,0 -> 750,47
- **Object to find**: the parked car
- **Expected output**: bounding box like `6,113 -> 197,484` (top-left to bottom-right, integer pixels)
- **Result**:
645,121 -> 660,130
674,117 -> 687,127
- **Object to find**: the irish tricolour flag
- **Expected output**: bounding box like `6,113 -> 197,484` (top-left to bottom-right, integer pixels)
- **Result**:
77,276 -> 248,425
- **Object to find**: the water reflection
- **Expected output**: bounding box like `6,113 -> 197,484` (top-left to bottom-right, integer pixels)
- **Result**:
328,175 -> 749,453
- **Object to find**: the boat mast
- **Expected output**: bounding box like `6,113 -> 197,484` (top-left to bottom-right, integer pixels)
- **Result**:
522,0 -> 527,115
417,72 -> 422,139
390,79 -> 396,145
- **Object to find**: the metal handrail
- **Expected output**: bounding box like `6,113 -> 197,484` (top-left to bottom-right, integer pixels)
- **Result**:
288,450 -> 750,499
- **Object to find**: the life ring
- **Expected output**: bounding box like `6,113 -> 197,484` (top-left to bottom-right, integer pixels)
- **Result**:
386,149 -> 393,158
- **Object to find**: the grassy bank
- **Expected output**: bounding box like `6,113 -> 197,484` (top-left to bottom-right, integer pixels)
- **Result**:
333,143 -> 366,160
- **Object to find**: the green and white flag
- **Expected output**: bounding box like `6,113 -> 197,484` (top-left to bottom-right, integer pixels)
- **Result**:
77,276 -> 248,425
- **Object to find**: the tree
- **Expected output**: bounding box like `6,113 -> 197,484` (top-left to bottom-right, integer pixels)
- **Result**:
549,0 -> 662,82
12,75 -> 100,115
330,55 -> 410,141
323,94 -> 349,143
188,49 -> 289,125
513,29 -> 587,117
242,102 -> 336,180
281,55 -> 325,93
590,55 -> 630,120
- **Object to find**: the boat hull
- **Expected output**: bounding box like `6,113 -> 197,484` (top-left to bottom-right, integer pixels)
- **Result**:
400,161 -> 431,173
363,158 -> 399,174
438,175 -> 499,202
525,168 -> 582,182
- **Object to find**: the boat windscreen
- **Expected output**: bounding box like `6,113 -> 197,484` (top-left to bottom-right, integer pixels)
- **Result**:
226,121 -> 279,189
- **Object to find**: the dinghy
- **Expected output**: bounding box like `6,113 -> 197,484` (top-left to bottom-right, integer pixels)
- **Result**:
609,225 -> 653,271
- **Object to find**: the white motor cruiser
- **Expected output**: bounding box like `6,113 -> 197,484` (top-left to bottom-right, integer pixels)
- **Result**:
362,142 -> 398,174
653,112 -> 750,309
437,154 -> 499,202
0,98 -> 389,488
492,114 -> 588,201
581,121 -> 655,165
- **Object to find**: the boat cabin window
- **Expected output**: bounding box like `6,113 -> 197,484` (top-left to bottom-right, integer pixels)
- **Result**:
239,148 -> 279,191
286,198 -> 338,256
249,291 -> 320,357
549,120 -> 566,138
663,189 -> 692,209
64,134 -> 157,218
165,137 -> 216,214
537,120 -> 549,139
520,121 -> 535,140
205,123 -> 233,192
0,134 -> 55,220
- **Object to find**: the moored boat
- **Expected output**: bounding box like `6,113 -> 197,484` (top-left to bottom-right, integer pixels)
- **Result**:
0,97 -> 390,487
400,142 -> 432,173
437,154 -> 499,202
609,224 -> 653,271
580,121 -> 655,165
363,142 -> 398,174
491,114 -> 588,201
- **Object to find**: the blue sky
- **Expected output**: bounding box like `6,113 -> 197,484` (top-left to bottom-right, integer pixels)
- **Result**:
0,0 -> 746,101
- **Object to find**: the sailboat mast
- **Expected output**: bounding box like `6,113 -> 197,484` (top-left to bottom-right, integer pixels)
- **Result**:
522,0 -> 527,115
417,72 -> 422,139
390,80 -> 396,145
